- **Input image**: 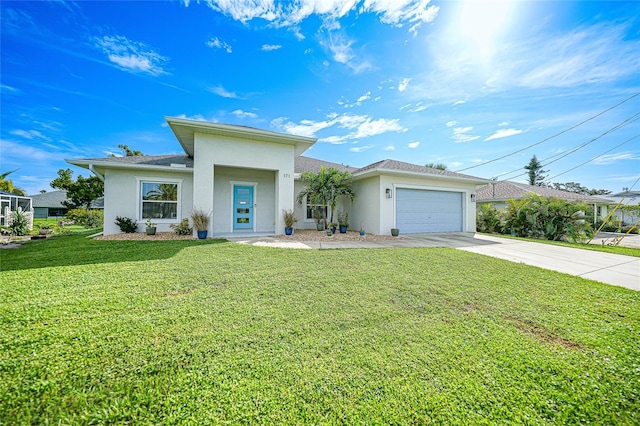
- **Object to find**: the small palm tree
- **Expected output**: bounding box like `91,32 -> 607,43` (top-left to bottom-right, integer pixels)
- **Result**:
0,170 -> 26,195
296,166 -> 355,227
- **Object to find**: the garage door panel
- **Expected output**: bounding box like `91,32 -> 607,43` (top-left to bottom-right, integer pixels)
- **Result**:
396,189 -> 462,233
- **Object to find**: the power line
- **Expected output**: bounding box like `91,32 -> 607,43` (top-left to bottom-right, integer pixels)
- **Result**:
492,113 -> 640,182
455,92 -> 640,173
544,133 -> 640,182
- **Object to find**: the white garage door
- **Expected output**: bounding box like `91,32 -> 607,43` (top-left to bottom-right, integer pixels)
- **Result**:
396,188 -> 463,233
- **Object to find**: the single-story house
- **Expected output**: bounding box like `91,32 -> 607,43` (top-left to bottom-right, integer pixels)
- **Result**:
603,190 -> 640,226
30,190 -> 104,219
476,180 -> 612,223
67,117 -> 489,237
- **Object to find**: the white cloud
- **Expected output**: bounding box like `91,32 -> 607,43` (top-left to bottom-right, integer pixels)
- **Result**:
272,112 -> 406,143
384,145 -> 395,151
445,120 -> 457,127
232,109 -> 258,119
10,129 -> 51,141
349,145 -> 372,153
324,31 -> 372,73
450,161 -> 462,167
1,84 -> 19,94
398,77 -> 411,92
592,152 -> 640,165
356,91 -> 371,103
206,37 -> 233,53
451,126 -> 480,143
453,100 -> 465,105
485,128 -> 523,141
203,0 -> 439,34
208,85 -> 239,98
261,44 -> 282,51
94,35 -> 168,76
498,121 -> 509,126
408,141 -> 420,148
1,138 -> 64,162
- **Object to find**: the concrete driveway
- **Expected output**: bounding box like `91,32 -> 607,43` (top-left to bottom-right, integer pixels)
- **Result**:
232,232 -> 639,291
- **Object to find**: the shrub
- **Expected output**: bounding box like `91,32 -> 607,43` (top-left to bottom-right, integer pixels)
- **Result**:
170,219 -> 192,235
282,209 -> 297,228
190,209 -> 211,231
476,204 -> 503,233
66,209 -> 103,228
8,208 -> 29,236
115,216 -> 138,233
503,194 -> 593,242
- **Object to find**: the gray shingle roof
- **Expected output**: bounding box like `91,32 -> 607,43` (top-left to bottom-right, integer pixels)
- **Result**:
354,159 -> 487,181
294,156 -> 358,174
30,190 -> 104,209
476,181 -> 611,204
80,155 -> 193,168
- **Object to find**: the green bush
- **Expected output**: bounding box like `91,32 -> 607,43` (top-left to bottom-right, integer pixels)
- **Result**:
115,216 -> 138,233
8,209 -> 29,236
66,209 -> 103,228
476,204 -> 503,233
503,194 -> 593,242
170,218 -> 192,235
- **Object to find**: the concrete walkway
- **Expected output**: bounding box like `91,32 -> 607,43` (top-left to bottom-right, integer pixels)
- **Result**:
229,233 -> 639,291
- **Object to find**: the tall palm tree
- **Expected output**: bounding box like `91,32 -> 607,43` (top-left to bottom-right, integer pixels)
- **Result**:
296,167 -> 355,226
0,170 -> 26,195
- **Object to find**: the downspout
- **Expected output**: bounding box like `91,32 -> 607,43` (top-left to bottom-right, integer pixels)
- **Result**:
89,164 -> 104,181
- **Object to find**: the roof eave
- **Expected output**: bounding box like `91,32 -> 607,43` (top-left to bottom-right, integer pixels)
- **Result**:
66,159 -> 194,174
353,168 -> 490,184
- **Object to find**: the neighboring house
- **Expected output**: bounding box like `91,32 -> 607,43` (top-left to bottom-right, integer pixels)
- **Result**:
0,190 -> 33,228
603,190 -> 640,225
30,190 -> 104,219
67,117 -> 489,236
476,180 -> 612,223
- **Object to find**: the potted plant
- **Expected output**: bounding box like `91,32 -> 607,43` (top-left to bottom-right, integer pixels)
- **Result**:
282,209 -> 297,236
145,218 -> 157,235
314,209 -> 324,231
359,226 -> 365,237
391,228 -> 400,237
191,208 -> 211,239
337,209 -> 349,233
38,223 -> 54,236
328,222 -> 338,234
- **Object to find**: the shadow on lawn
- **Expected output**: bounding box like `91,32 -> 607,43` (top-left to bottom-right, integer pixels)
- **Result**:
0,233 -> 230,271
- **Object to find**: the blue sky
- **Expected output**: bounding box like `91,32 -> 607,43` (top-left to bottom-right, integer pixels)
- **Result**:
2,0 -> 639,196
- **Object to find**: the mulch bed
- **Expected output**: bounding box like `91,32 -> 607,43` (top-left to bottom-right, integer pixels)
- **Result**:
95,229 -> 401,242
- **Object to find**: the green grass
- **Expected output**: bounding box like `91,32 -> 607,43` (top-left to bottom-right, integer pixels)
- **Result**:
1,234 -> 639,424
480,233 -> 640,258
32,218 -> 99,235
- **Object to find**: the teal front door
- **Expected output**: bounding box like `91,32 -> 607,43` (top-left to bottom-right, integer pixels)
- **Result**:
233,185 -> 253,230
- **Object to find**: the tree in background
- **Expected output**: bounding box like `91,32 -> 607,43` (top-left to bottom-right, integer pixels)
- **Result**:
0,170 -> 26,195
50,169 -> 104,209
524,155 -> 547,186
425,163 -> 448,170
110,144 -> 144,157
550,182 -> 611,196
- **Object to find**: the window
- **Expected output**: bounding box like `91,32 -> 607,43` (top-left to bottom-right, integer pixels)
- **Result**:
306,195 -> 328,221
141,181 -> 179,219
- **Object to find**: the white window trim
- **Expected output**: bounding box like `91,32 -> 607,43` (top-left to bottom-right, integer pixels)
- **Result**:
303,194 -> 329,222
136,177 -> 184,223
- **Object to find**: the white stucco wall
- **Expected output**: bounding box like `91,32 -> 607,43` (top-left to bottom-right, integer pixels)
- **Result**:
213,166 -> 276,234
351,176 -> 381,235
102,168 -> 193,235
193,133 -> 296,236
375,174 -> 478,235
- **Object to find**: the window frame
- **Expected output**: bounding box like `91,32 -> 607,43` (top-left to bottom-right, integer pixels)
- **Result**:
136,177 -> 183,223
305,194 -> 328,222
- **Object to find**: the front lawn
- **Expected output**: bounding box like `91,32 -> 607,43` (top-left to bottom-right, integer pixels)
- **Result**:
1,234 -> 639,424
